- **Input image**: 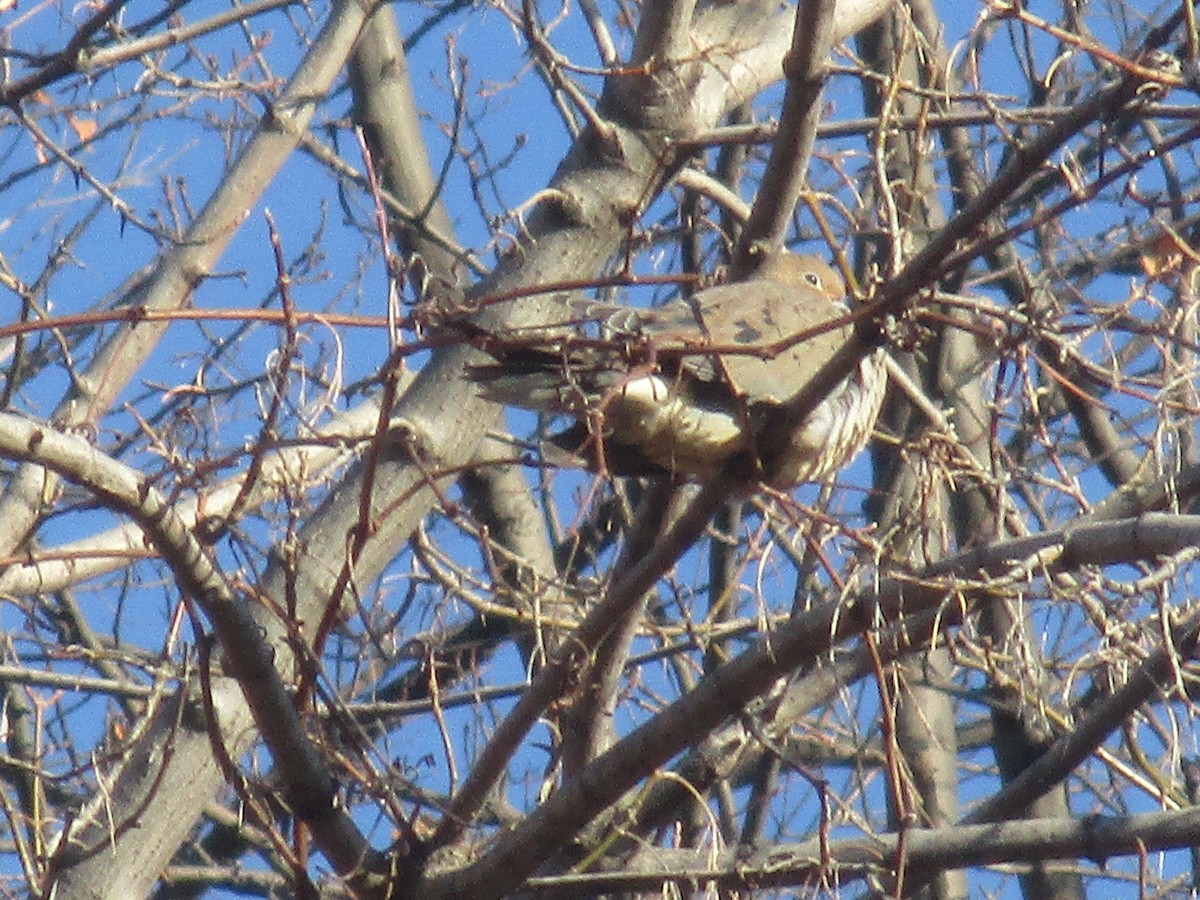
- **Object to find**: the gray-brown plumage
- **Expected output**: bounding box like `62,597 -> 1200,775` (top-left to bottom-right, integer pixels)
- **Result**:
470,252 -> 886,487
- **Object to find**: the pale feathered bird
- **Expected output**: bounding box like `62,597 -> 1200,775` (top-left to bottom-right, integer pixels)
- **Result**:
470,253 -> 886,488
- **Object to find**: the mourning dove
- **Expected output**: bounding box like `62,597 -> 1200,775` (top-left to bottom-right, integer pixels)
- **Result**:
470,252 -> 886,487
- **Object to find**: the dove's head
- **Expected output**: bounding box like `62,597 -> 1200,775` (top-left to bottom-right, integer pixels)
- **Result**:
753,252 -> 845,304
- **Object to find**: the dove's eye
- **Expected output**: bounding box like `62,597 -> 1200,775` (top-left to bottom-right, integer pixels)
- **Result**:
803,271 -> 823,290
